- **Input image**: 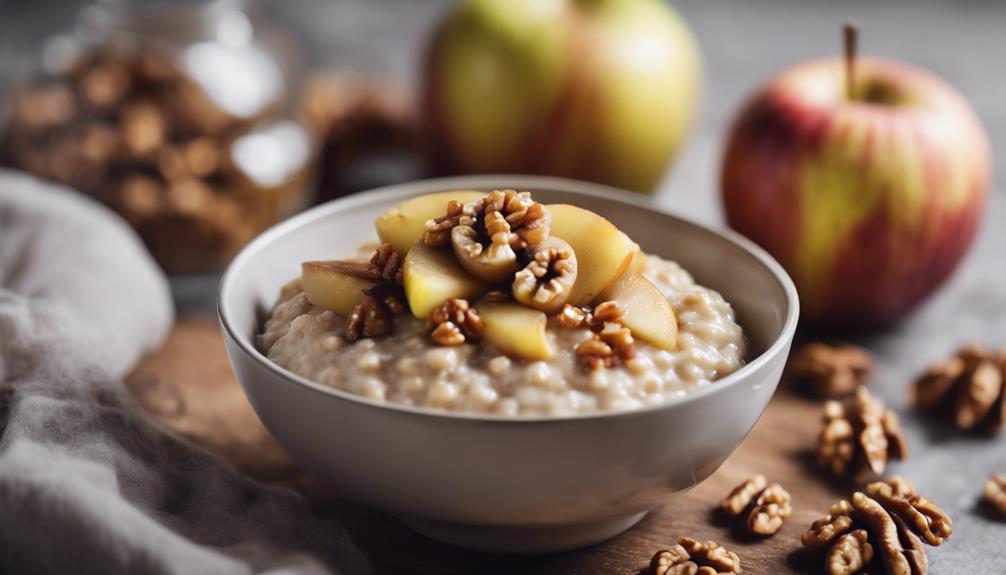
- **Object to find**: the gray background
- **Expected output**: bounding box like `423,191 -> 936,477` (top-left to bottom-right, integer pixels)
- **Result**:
1,0 -> 1004,571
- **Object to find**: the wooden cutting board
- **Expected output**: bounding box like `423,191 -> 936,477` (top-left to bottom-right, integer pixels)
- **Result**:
125,314 -> 848,575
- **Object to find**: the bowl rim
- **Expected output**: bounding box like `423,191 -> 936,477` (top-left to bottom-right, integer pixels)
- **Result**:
218,174 -> 800,424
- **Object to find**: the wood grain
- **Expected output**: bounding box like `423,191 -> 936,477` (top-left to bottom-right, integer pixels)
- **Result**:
126,314 -> 846,575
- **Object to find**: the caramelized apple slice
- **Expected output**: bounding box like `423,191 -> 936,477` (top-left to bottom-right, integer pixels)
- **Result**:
597,273 -> 677,351
375,190 -> 485,254
546,204 -> 637,305
476,300 -> 554,361
404,241 -> 488,319
301,262 -> 375,315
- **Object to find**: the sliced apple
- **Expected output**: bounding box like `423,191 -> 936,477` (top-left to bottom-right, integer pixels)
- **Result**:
375,190 -> 485,254
597,272 -> 677,351
301,262 -> 375,315
404,241 -> 488,318
476,300 -> 554,361
546,204 -> 637,305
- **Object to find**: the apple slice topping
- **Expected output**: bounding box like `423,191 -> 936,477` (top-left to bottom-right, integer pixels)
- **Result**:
302,188 -> 677,366
596,272 -> 677,351
375,190 -> 485,254
546,204 -> 637,305
403,241 -> 489,319
476,299 -> 554,362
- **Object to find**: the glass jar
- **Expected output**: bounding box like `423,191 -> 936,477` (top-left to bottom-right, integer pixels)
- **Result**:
1,0 -> 311,274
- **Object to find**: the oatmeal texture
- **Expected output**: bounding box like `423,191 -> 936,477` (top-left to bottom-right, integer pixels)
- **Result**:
259,254 -> 746,416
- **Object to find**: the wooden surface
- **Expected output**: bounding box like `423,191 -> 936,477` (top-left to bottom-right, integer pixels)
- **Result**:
124,314 -> 855,575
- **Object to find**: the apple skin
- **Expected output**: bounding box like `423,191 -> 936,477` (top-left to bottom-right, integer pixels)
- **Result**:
722,57 -> 991,328
422,0 -> 702,194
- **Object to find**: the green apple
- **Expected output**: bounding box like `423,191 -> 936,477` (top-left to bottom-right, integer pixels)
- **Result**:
423,0 -> 702,193
722,57 -> 991,327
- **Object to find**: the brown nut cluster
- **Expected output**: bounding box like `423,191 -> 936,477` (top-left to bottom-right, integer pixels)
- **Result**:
912,345 -> 1006,433
983,474 -> 1006,518
434,189 -> 552,283
802,476 -> 952,575
722,475 -> 793,536
1,49 -> 305,274
818,386 -> 909,481
645,537 -> 742,575
787,343 -> 874,398
428,299 -> 485,346
562,302 -> 638,371
512,237 -> 578,313
341,243 -> 407,342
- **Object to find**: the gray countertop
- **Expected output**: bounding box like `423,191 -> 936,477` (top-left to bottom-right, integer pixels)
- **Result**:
2,0 -> 1004,571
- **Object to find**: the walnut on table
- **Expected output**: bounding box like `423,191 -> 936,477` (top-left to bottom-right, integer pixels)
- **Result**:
801,476 -> 952,575
984,474 -> 1006,517
787,342 -> 874,398
721,474 -> 792,536
817,386 -> 909,481
912,345 -> 1006,433
645,536 -> 742,575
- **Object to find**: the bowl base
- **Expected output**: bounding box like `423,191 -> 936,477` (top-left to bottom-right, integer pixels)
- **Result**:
398,510 -> 648,554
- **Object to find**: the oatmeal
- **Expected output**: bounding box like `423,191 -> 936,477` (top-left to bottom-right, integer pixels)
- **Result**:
257,189 -> 746,416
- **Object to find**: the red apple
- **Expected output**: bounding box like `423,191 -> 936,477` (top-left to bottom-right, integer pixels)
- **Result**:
722,57 -> 991,328
421,0 -> 702,194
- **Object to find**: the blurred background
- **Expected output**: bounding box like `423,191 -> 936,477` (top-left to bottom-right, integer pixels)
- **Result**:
0,0 -> 1002,322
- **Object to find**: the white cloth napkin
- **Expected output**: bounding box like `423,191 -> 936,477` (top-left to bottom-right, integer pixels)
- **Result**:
0,170 -> 367,574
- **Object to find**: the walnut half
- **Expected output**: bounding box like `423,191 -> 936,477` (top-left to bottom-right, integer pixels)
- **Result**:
721,475 -> 792,536
983,473 -> 1006,518
645,537 -> 742,575
801,476 -> 952,575
817,386 -> 908,481
787,342 -> 873,398
911,345 -> 1006,433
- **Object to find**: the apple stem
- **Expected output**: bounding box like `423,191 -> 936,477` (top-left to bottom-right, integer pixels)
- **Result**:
844,22 -> 858,100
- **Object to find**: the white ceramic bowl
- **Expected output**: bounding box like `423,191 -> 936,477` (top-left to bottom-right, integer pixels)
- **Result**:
219,175 -> 799,554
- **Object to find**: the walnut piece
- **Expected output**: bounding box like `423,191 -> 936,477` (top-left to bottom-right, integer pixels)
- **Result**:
826,530 -> 872,575
422,200 -> 464,247
344,289 -> 393,342
428,298 -> 484,346
817,386 -> 908,480
645,537 -> 741,575
912,345 -> 1006,433
801,476 -> 952,575
721,475 -> 792,536
983,474 -> 1006,517
788,342 -> 874,398
512,237 -> 578,313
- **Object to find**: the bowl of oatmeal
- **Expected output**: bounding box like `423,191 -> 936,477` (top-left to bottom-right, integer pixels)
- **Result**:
219,175 -> 799,553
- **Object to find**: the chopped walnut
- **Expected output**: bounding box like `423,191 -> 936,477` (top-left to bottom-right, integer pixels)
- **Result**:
826,530 -> 873,575
344,289 -> 393,342
422,200 -> 464,247
512,237 -> 578,313
801,476 -> 952,575
448,189 -> 551,283
722,475 -> 791,536
428,298 -> 484,346
369,242 -> 404,285
983,474 -> 1006,517
562,301 -> 637,371
787,342 -> 873,397
912,345 -> 1006,433
817,386 -> 908,480
645,537 -> 741,575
